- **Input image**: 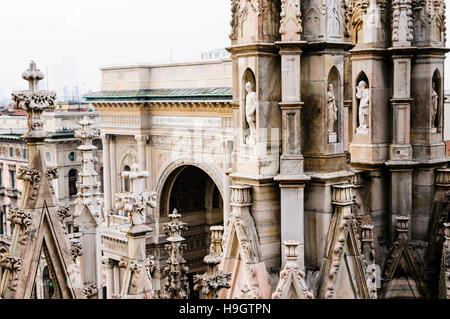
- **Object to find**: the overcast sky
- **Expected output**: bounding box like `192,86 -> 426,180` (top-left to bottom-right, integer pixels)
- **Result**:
0,1 -> 449,94
0,0 -> 231,93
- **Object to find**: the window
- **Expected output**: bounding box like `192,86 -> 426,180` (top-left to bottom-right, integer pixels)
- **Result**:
23,149 -> 27,160
9,170 -> 15,190
68,169 -> 78,196
0,167 -> 3,187
46,152 -> 51,161
9,148 -> 13,158
68,152 -> 76,161
123,165 -> 131,192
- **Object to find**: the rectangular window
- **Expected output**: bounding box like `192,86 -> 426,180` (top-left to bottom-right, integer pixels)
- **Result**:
9,170 -> 15,190
9,148 -> 13,158
0,168 -> 3,187
23,149 -> 27,159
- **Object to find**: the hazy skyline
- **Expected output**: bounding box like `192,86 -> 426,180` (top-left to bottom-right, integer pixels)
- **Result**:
0,1 -> 231,94
0,1 -> 449,96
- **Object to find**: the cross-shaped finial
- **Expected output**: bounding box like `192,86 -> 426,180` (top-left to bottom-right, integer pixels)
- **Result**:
11,61 -> 56,140
22,61 -> 44,93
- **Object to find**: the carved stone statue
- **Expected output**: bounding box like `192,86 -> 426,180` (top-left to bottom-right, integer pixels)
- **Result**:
356,80 -> 369,134
245,81 -> 257,144
327,83 -> 337,134
432,81 -> 438,128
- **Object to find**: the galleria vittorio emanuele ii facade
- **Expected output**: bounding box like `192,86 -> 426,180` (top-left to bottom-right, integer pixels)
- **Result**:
0,0 -> 449,302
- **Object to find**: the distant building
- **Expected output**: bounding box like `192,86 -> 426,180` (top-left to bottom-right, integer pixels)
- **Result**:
0,110 -> 102,250
201,48 -> 230,60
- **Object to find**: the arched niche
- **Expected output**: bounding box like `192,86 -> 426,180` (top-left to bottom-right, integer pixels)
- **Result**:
355,72 -> 370,134
241,68 -> 256,144
432,69 -> 442,130
327,66 -> 341,142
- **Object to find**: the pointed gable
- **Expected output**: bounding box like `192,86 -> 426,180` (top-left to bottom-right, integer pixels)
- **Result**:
381,216 -> 428,299
219,185 -> 270,299
272,241 -> 313,299
317,184 -> 373,299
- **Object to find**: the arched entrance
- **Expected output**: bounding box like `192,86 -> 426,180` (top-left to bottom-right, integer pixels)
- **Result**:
158,164 -> 224,298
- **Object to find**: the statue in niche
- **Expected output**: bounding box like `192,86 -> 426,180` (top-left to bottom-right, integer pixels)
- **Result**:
245,81 -> 257,144
356,80 -> 369,134
327,83 -> 337,134
432,81 -> 438,128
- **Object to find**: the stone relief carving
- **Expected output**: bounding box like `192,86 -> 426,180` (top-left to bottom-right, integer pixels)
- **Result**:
392,0 -> 414,43
432,81 -> 438,128
17,166 -> 41,200
279,0 -> 302,38
356,80 -> 369,134
327,83 -> 338,134
7,208 -> 32,245
115,164 -> 157,227
245,81 -> 257,144
272,241 -> 314,299
83,283 -> 98,298
303,0 -> 322,38
0,255 -> 23,291
327,0 -> 342,38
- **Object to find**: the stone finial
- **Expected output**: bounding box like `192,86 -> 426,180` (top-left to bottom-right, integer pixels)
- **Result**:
193,226 -> 231,299
230,185 -> 252,207
332,184 -> 353,206
75,116 -> 99,151
115,164 -> 156,229
11,61 -> 56,140
162,209 -> 189,299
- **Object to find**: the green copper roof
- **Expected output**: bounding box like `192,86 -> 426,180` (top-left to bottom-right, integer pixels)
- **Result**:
84,87 -> 232,102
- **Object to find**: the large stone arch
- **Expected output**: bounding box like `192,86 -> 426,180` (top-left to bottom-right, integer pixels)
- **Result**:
154,157 -> 224,218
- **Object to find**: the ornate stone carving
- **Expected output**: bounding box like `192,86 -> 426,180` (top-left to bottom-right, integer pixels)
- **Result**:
245,81 -> 257,144
327,83 -> 337,134
392,0 -> 414,44
436,169 -> 450,186
45,167 -> 58,195
17,166 -> 41,200
162,209 -> 189,299
194,226 -> 231,299
0,255 -> 23,291
279,0 -> 302,39
432,81 -> 438,127
115,164 -> 157,227
440,223 -> 450,298
70,242 -> 83,262
356,80 -> 369,134
83,283 -> 98,298
11,61 -> 56,139
272,241 -> 314,299
302,0 -> 323,38
230,0 -> 240,40
7,208 -> 32,245
57,205 -> 71,234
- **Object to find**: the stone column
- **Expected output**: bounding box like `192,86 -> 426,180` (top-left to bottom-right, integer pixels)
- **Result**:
113,263 -> 120,296
106,259 -> 114,299
110,136 -> 117,207
274,39 -> 310,269
102,134 -> 111,222
223,140 -> 233,226
135,134 -> 148,172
